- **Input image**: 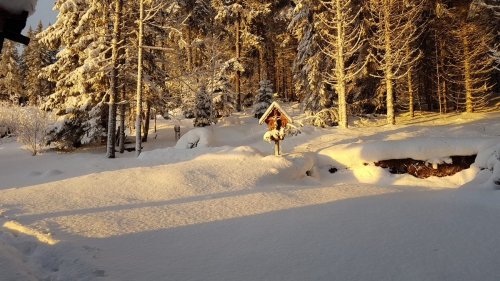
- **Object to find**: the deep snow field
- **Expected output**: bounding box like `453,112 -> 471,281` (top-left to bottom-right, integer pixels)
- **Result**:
2,104 -> 500,281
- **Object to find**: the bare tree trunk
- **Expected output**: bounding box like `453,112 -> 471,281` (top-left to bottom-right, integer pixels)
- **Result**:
135,0 -> 144,156
118,86 -> 126,153
259,46 -> 264,82
407,43 -> 414,118
442,80 -> 447,113
333,0 -> 347,128
462,34 -> 473,113
187,27 -> 192,72
106,0 -> 123,158
435,33 -> 442,114
117,0 -> 125,154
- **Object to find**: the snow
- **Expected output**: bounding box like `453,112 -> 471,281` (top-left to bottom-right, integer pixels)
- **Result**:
0,0 -> 37,16
2,108 -> 500,280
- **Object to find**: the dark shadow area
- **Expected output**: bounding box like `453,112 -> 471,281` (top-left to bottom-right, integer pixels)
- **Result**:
375,155 -> 476,178
67,186 -> 500,281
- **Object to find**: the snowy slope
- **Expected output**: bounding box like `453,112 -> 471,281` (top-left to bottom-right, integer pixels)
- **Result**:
2,108 -> 500,280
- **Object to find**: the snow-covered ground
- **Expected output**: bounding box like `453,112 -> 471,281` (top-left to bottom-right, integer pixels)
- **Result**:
2,105 -> 500,281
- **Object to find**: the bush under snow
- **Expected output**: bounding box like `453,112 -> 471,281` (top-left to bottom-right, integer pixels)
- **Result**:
174,127 -> 215,149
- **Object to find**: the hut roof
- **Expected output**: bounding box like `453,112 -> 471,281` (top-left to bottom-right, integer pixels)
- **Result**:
258,101 -> 293,125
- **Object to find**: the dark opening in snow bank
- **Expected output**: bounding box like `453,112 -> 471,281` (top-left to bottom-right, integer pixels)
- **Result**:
374,155 -> 476,178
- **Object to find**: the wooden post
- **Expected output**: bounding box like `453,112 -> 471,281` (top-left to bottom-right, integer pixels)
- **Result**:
274,141 -> 280,156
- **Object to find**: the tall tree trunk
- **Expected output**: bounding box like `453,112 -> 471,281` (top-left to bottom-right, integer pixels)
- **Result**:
187,27 -> 192,72
136,0 -> 144,156
435,33 -> 442,114
407,43 -> 414,118
281,50 -> 286,99
442,80 -> 447,114
119,85 -> 126,153
383,4 -> 395,125
106,0 -> 123,158
335,0 -> 347,128
142,102 -> 151,142
463,33 -> 473,113
259,46 -> 264,82
235,5 -> 242,112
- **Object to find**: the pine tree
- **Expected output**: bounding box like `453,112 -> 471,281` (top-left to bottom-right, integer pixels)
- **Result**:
0,40 -> 23,104
209,69 -> 235,118
37,0 -> 110,148
253,72 -> 274,118
443,2 -> 495,113
212,0 -> 272,111
21,22 -> 54,106
193,83 -> 212,127
288,0 -> 332,116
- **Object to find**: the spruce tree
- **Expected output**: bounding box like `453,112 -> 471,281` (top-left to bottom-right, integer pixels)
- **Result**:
253,72 -> 274,119
209,70 -> 235,118
0,40 -> 23,104
37,0 -> 110,148
193,83 -> 212,127
21,22 -> 54,106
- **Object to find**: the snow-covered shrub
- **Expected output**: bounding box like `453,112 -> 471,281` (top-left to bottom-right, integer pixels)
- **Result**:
305,108 -> 339,128
45,102 -> 105,149
15,106 -> 56,155
0,102 -> 17,137
475,143 -> 500,189
193,83 -> 213,127
263,122 -> 301,143
253,73 -> 274,119
0,104 -> 55,155
174,127 -> 215,149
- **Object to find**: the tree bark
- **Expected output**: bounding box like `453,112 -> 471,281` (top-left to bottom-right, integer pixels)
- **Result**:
383,2 -> 395,125
235,2 -> 242,112
335,0 -> 347,128
135,0 -> 144,156
462,32 -> 473,113
142,102 -> 151,142
106,0 -> 123,158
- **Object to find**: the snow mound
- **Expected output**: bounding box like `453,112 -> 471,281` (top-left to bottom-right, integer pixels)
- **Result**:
174,127 -> 215,149
42,169 -> 63,177
220,116 -> 241,125
473,142 -> 500,188
0,0 -> 37,16
25,171 -> 42,177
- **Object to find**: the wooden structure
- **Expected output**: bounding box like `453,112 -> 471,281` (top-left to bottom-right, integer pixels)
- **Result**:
259,101 -> 293,155
0,8 -> 30,52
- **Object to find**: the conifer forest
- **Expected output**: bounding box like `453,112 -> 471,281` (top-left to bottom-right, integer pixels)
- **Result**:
1,0 -> 500,153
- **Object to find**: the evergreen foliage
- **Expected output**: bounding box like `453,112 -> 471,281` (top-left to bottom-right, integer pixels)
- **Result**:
6,0 -> 500,151
0,41 -> 23,104
193,83 -> 212,127
21,22 -> 55,106
253,73 -> 274,119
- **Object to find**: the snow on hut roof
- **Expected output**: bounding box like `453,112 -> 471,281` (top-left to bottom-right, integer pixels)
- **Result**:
258,101 -> 293,125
